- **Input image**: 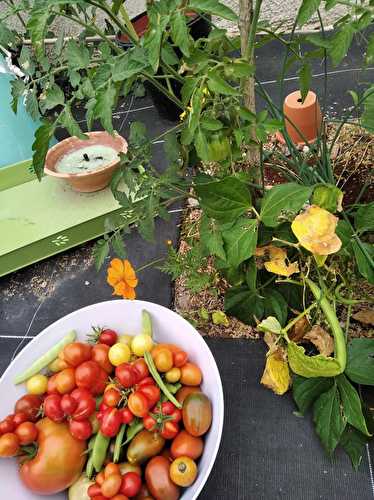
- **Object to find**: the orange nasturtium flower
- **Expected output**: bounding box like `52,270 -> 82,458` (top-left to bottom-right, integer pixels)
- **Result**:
107,259 -> 138,300
291,205 -> 342,256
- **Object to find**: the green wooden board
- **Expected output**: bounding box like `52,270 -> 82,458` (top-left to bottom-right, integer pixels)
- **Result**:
0,160 -> 136,277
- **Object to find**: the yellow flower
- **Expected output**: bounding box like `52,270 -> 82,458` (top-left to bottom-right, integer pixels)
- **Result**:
107,258 -> 138,300
255,245 -> 299,277
261,350 -> 291,395
291,205 -> 342,255
179,105 -> 192,121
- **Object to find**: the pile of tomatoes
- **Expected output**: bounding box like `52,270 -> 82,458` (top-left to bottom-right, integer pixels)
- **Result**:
0,319 -> 213,500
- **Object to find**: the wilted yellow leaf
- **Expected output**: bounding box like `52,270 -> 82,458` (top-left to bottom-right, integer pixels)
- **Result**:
304,325 -> 334,356
261,350 -> 291,395
291,205 -> 342,255
212,310 -> 229,327
255,245 -> 299,277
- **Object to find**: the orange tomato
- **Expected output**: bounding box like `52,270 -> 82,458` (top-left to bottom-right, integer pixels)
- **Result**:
176,386 -> 201,405
179,363 -> 202,386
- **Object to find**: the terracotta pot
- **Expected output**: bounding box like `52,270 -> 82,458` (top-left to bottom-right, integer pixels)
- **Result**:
276,90 -> 322,146
44,131 -> 127,193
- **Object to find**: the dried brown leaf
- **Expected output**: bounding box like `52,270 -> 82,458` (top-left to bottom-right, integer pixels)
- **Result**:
289,316 -> 310,343
352,309 -> 374,326
304,325 -> 334,356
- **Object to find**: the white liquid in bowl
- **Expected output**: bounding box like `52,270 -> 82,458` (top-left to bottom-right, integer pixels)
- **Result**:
55,145 -> 119,173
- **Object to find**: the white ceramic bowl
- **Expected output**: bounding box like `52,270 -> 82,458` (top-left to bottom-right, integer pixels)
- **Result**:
0,300 -> 224,500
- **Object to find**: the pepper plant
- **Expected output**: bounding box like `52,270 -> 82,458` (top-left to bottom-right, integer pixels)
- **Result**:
3,0 -> 374,469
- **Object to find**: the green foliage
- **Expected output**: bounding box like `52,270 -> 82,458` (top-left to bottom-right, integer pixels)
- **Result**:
288,342 -> 344,378
337,374 -> 370,436
346,339 -> 374,386
222,218 -> 257,267
340,427 -> 368,470
260,183 -> 312,227
354,202 -> 374,234
297,0 -> 321,26
293,375 -> 333,415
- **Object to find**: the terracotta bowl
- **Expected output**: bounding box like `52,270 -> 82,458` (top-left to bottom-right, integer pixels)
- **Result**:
276,90 -> 322,146
44,131 -> 128,193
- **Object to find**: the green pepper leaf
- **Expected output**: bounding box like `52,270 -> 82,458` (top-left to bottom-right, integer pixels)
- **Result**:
293,375 -> 333,415
260,183 -> 312,227
200,216 -> 226,261
224,286 -> 264,325
188,0 -> 238,22
222,218 -> 258,267
170,11 -> 190,57
340,426 -> 368,471
337,374 -> 371,436
287,341 -> 344,378
346,338 -> 374,386
296,0 -> 321,26
354,202 -> 374,233
313,384 -> 346,456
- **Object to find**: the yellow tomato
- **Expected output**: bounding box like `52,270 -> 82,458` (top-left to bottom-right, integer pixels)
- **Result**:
118,334 -> 133,346
169,456 -> 197,487
165,367 -> 181,383
47,359 -> 66,373
26,374 -> 48,395
108,343 -> 131,366
131,334 -> 153,357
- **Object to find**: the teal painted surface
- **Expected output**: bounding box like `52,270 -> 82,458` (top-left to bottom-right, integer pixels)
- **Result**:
0,55 -> 56,168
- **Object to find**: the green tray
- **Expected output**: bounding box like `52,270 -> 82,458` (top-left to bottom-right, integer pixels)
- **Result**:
0,160 -> 135,277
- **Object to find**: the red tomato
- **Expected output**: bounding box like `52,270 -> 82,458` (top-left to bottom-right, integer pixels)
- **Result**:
75,361 -> 100,390
173,350 -> 188,368
15,421 -> 38,445
143,415 -> 156,431
56,368 -> 76,394
14,395 -> 42,422
157,403 -> 182,423
103,388 -> 122,408
0,433 -> 19,457
139,385 -> 160,409
101,473 -> 122,497
91,369 -> 108,396
44,395 -> 64,423
63,342 -> 92,367
112,495 -> 130,500
60,394 -> 78,416
13,412 -> 29,427
121,408 -> 134,424
170,408 -> 182,423
160,421 -> 179,440
115,363 -> 135,388
69,419 -> 92,440
72,394 -> 96,421
100,408 -> 122,438
120,472 -> 142,497
0,415 -> 15,434
87,484 -> 102,497
92,343 -> 113,374
128,392 -> 149,418
132,358 -> 149,382
99,329 -> 118,346
47,374 -> 59,395
91,497 -> 108,500
137,377 -> 155,388
98,402 -> 110,413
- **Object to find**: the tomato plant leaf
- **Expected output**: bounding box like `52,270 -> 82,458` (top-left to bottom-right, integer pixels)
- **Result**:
222,218 -> 258,267
111,232 -> 127,259
194,128 -> 210,162
25,89 -> 40,121
340,426 -> 368,471
293,375 -> 333,415
39,84 -> 65,113
94,85 -> 117,133
170,11 -> 190,57
288,341 -> 344,378
329,24 -> 355,67
298,62 -> 312,103
346,338 -> 374,386
361,86 -> 374,133
65,39 -> 90,70
352,240 -> 374,284
337,374 -> 370,436
188,0 -> 238,22
10,79 -> 26,114
93,239 -> 110,271
354,202 -> 374,234
32,121 -> 56,181
297,0 -> 321,26
260,183 -> 312,227
195,176 -> 252,222
59,104 -> 87,140
27,4 -> 50,59
313,384 -> 346,456
207,70 -> 240,96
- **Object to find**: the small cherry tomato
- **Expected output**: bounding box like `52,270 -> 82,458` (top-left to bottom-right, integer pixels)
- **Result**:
160,421 -> 179,440
101,473 -> 122,497
171,430 -> 204,460
26,374 -> 48,395
91,496 -> 108,500
75,361 -> 100,390
131,334 -> 153,357
95,471 -> 105,485
47,374 -> 59,395
173,350 -> 188,368
136,377 -> 155,388
109,343 -> 131,367
14,395 -> 42,422
44,394 -> 64,422
69,419 -> 92,440
87,483 -> 102,497
104,462 -> 121,478
0,433 -> 20,457
156,402 -> 175,415
56,367 -> 76,394
112,495 -> 130,500
180,363 -> 202,386
103,388 -> 122,408
154,348 -> 173,373
98,402 -> 110,413
121,408 -> 134,424
115,363 -> 135,388
60,394 -> 78,416
91,368 -> 108,396
0,415 -> 15,434
165,367 -> 181,383
120,472 -> 142,497
128,392 -> 149,418
169,456 -> 198,487
13,412 -> 28,427
15,421 -> 38,445
48,358 -> 69,373
100,408 -> 122,438
73,393 -> 96,421
70,387 -> 92,401
99,328 -> 118,346
63,342 -> 92,367
92,343 -> 113,374
132,358 -> 149,382
139,385 -> 160,409
176,386 -> 201,405
143,415 -> 156,431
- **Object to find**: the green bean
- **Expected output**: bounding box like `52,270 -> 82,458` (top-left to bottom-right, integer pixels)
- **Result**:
14,330 -> 76,384
86,456 -> 94,479
142,310 -> 153,337
144,352 -> 182,409
122,421 -> 144,446
113,424 -> 126,463
92,431 -> 110,472
165,382 -> 182,394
